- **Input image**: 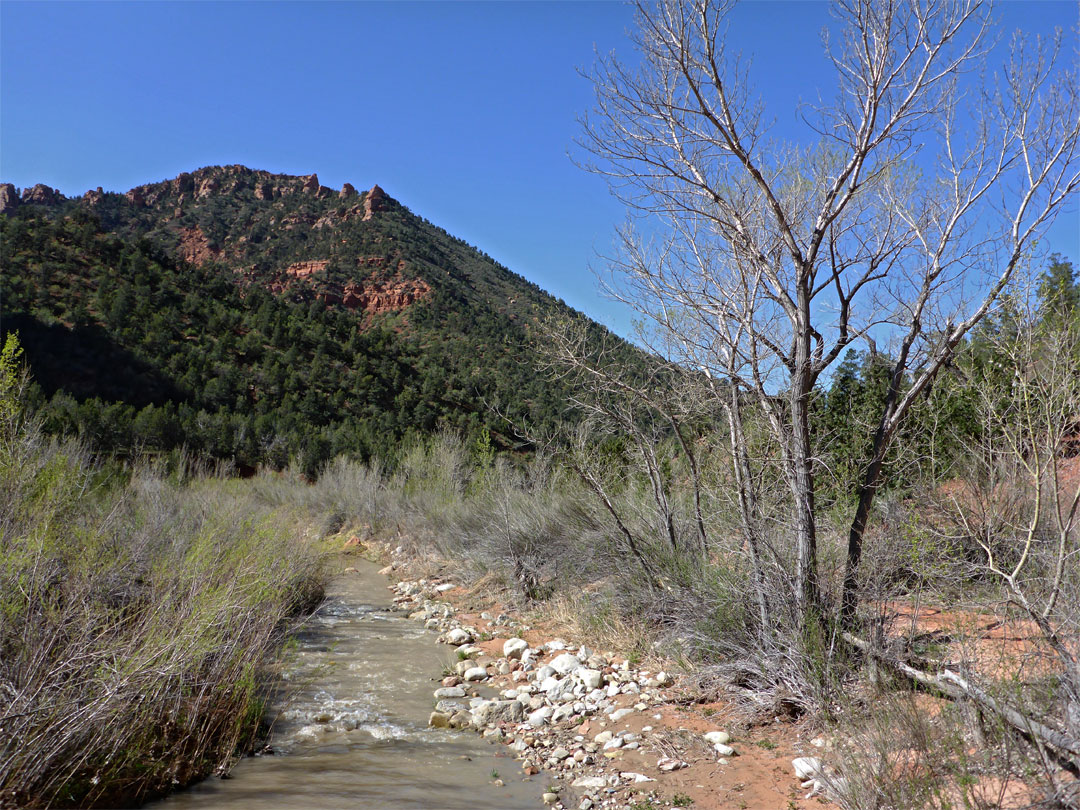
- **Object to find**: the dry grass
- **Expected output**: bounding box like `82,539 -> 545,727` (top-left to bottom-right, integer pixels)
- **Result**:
0,416 -> 328,807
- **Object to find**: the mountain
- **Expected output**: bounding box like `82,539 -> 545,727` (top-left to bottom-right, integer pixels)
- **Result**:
0,165 -> 629,473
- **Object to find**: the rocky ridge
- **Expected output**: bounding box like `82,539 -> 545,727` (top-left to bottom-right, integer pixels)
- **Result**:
379,560 -> 841,809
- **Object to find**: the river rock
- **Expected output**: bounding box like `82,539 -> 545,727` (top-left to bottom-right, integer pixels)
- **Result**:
435,699 -> 470,714
445,628 -> 472,645
528,705 -> 554,726
472,699 -> 526,726
542,793 -> 559,805
551,703 -> 575,723
704,730 -> 730,745
572,775 -> 607,789
620,772 -> 655,783
550,652 -> 581,674
657,757 -> 689,771
463,666 -> 488,682
609,707 -> 634,722
449,710 -> 472,729
434,686 -> 466,699
574,667 -> 602,690
713,742 -> 736,757
503,637 -> 529,659
429,711 -> 451,728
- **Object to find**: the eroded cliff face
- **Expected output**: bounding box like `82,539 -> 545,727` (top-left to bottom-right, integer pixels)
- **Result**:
4,166 -> 433,324
178,226 -> 221,267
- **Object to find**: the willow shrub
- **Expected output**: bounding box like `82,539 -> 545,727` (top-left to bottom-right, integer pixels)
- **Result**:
0,348 -> 327,808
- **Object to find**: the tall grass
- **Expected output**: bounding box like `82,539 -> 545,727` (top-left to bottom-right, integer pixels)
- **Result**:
0,350 -> 328,808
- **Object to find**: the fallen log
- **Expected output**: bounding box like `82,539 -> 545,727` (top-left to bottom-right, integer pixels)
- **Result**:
842,631 -> 1080,773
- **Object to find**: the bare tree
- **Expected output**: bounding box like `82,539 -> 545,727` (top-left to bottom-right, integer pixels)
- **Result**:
579,0 -> 1080,628
949,286 -> 1080,771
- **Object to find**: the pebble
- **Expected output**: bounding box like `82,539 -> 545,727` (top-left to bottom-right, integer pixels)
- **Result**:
542,792 -> 559,804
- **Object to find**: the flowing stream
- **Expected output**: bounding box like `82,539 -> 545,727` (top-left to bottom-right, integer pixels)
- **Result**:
156,560 -> 542,809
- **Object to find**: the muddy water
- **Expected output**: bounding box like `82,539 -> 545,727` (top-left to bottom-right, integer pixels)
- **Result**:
157,561 -> 541,809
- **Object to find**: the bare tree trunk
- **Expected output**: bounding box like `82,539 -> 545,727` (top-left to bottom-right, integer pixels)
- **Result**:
791,298 -> 819,618
722,383 -> 771,641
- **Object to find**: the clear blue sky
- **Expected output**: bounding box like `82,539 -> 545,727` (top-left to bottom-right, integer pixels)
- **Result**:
2,1 -> 1076,339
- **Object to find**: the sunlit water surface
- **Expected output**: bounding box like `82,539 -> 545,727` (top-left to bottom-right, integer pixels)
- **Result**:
154,562 -> 541,809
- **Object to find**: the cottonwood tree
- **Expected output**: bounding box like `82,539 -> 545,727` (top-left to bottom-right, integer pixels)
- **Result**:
579,0 -> 1080,630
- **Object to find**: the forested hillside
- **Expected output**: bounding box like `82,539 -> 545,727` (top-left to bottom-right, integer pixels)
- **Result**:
0,166 -> 629,473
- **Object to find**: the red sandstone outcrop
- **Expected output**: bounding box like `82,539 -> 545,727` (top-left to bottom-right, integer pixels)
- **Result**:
127,187 -> 146,206
363,185 -> 388,221
0,183 -> 19,214
255,181 -> 274,201
285,260 -> 329,279
178,226 -> 220,267
83,187 -> 105,206
22,184 -> 63,205
302,174 -> 320,195
196,175 -> 220,199
340,182 -> 357,198
342,274 -> 431,315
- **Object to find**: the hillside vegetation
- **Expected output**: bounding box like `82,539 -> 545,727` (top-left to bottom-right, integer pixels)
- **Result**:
1,166 -> 635,474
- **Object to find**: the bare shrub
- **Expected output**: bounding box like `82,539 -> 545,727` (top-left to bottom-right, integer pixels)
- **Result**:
0,378 -> 328,808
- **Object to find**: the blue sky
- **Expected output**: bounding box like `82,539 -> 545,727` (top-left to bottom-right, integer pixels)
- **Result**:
2,1 -> 1077,339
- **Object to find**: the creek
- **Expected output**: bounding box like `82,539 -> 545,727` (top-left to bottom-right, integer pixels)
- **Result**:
155,560 -> 542,809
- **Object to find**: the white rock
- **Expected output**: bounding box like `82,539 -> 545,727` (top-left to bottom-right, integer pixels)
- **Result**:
537,675 -> 558,692
714,743 -> 735,757
444,628 -> 471,645
593,730 -> 614,744
552,704 -> 574,723
655,671 -> 673,686
603,737 -> 624,750
574,668 -> 603,690
463,666 -> 488,682
657,757 -> 688,772
619,772 -> 654,783
572,776 -> 607,789
704,730 -> 730,745
472,699 -> 525,726
503,637 -> 529,659
609,708 -> 634,722
528,706 -> 554,726
433,686 -> 466,699
435,583 -> 456,592
550,653 -> 582,675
